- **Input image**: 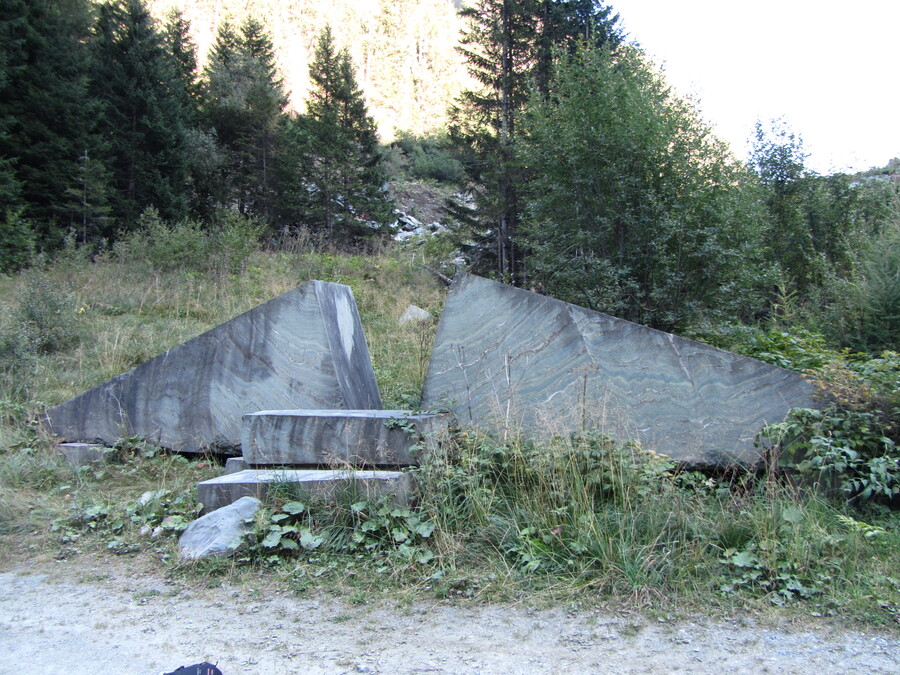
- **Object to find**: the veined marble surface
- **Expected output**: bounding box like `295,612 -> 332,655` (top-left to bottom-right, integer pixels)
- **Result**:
45,281 -> 381,452
241,410 -> 449,467
422,275 -> 817,466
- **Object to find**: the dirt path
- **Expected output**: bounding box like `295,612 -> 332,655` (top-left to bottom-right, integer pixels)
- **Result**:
1,557 -> 898,674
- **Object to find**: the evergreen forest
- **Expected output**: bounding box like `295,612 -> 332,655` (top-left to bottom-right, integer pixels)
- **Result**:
1,0 -> 900,620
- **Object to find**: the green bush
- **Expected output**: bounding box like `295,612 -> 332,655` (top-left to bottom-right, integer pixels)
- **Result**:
11,272 -> 80,354
686,323 -> 834,372
851,220 -> 900,351
207,209 -> 264,278
114,207 -> 207,273
759,407 -> 899,503
0,209 -> 35,274
392,132 -> 465,185
114,207 -> 261,277
0,320 -> 37,401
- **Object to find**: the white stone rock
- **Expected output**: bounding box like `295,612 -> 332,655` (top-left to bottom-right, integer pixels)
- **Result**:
399,304 -> 431,325
178,496 -> 261,560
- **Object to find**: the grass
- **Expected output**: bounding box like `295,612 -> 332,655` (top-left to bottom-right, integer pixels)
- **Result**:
0,235 -> 898,628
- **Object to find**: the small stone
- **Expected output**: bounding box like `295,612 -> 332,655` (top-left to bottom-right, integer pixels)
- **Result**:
178,496 -> 261,560
224,457 -> 247,475
56,443 -> 105,467
399,304 -> 431,325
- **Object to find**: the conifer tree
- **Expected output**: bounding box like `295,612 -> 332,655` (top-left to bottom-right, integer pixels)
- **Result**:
91,0 -> 191,229
163,10 -> 202,117
300,26 -> 390,239
451,0 -> 620,282
0,0 -> 98,246
202,16 -> 289,221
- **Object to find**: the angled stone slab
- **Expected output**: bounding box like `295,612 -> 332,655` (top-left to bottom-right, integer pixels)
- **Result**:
422,274 -> 817,467
45,281 -> 381,452
241,409 -> 449,467
197,469 -> 416,514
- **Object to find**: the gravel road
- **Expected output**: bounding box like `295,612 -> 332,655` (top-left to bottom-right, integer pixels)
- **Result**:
1,557 -> 898,674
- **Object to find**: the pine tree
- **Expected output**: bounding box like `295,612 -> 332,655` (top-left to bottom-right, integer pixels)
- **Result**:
0,0 -> 98,246
91,0 -> 191,230
452,0 -> 538,281
163,9 -> 202,117
451,0 -> 620,282
534,0 -> 622,93
300,26 -> 390,239
202,16 -> 289,221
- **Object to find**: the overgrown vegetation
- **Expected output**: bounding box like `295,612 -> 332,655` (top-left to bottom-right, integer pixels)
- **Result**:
1,233 -> 898,625
1,0 -> 898,629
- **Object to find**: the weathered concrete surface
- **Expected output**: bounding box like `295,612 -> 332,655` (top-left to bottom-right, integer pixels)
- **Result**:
422,274 -> 817,466
241,410 -> 449,467
178,496 -> 260,559
44,281 -> 381,452
197,469 -> 415,514
56,443 -> 105,467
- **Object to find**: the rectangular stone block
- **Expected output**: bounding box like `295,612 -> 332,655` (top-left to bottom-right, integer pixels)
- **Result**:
57,442 -> 105,467
224,457 -> 248,475
422,274 -> 818,467
197,469 -> 416,514
241,410 -> 450,467
44,281 -> 381,452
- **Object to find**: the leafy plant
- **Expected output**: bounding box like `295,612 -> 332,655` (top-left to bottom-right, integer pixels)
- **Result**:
251,496 -> 436,566
12,271 -> 81,354
759,407 -> 899,503
719,543 -> 820,605
347,500 -> 435,563
257,500 -> 324,557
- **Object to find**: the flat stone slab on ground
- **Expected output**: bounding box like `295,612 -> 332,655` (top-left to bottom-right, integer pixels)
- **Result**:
422,274 -> 817,467
57,443 -> 105,467
241,409 -> 449,467
45,281 -> 381,452
197,469 -> 416,514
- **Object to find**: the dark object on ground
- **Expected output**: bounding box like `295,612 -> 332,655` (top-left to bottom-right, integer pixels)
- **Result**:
163,662 -> 223,675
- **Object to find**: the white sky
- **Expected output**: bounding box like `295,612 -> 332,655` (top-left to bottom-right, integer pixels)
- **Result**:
610,0 -> 900,174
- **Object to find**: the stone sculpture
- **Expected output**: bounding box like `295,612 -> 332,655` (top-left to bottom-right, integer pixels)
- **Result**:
45,281 -> 381,452
422,274 -> 817,466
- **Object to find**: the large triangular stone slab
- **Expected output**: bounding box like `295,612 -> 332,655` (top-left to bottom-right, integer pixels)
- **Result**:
45,281 -> 381,452
422,274 -> 817,466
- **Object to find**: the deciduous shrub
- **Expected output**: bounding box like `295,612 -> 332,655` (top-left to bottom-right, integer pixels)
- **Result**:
114,207 -> 261,277
5,271 -> 80,356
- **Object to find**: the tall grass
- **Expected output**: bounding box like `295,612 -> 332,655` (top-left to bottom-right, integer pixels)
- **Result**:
416,426 -> 900,615
1,231 -> 898,623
